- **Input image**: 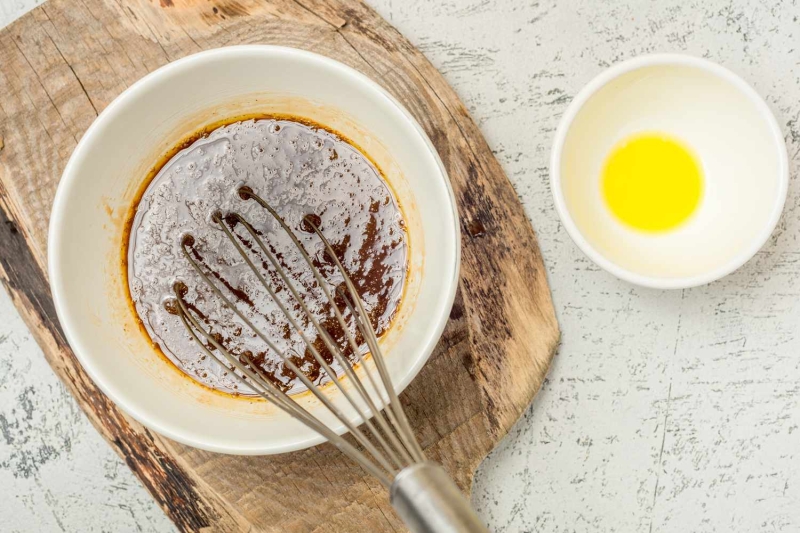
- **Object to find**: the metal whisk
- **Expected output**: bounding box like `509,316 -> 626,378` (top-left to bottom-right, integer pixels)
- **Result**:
171,186 -> 489,533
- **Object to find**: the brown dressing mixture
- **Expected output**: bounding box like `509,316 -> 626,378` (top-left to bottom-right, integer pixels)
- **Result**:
126,117 -> 407,395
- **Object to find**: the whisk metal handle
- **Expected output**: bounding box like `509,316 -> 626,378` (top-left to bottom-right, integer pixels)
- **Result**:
391,462 -> 490,533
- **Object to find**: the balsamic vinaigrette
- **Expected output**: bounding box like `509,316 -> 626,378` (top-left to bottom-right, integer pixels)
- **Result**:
125,117 -> 408,395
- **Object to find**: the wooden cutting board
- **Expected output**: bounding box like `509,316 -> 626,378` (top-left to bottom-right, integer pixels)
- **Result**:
0,0 -> 559,531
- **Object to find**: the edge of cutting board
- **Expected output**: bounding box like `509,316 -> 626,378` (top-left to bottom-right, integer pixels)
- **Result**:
0,0 -> 559,531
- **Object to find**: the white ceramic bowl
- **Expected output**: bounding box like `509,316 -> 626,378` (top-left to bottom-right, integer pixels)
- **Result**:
49,46 -> 460,454
551,54 -> 788,289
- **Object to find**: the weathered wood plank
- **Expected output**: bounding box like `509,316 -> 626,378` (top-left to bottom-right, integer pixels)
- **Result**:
0,0 -> 558,530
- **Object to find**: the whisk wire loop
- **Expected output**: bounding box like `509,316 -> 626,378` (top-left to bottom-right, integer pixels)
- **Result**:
302,214 -> 426,463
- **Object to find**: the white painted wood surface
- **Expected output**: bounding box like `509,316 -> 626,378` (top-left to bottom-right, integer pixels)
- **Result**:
2,0 -> 800,531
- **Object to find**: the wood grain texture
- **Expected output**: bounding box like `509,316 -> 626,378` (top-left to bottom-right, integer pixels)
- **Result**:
0,0 -> 559,531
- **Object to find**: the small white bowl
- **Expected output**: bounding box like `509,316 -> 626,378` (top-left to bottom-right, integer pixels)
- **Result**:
551,54 -> 788,289
49,46 -> 460,454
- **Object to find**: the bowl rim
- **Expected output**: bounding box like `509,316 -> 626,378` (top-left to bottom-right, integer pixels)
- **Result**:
549,53 -> 789,290
48,45 -> 460,454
